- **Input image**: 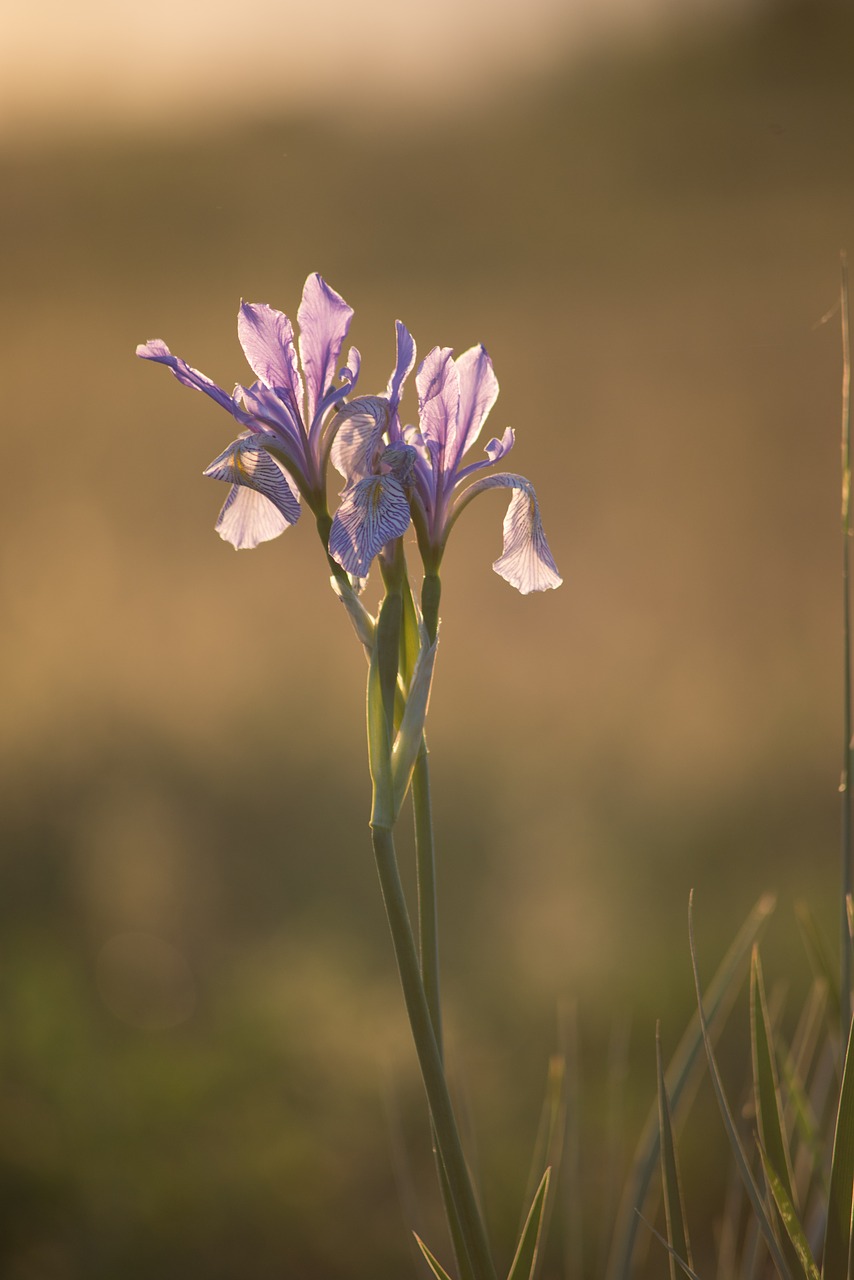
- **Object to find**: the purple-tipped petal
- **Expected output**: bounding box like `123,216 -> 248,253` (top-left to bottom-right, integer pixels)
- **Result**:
137,339 -> 249,422
237,303 -> 303,405
454,344 -> 499,464
330,397 -> 389,481
297,274 -> 354,428
386,321 -> 416,415
203,435 -> 301,548
484,427 -> 515,463
328,475 -> 412,577
456,473 -> 562,593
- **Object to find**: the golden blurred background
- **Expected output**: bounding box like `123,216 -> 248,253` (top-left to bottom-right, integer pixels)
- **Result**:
1,0 -> 853,1276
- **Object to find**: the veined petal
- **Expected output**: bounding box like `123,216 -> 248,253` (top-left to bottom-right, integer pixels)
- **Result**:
237,303 -> 303,406
238,380 -> 305,457
203,434 -> 301,546
456,473 -> 562,594
330,396 -> 390,481
213,484 -> 294,550
386,321 -> 416,414
328,475 -> 411,577
137,340 -> 251,424
297,274 -> 354,426
454,344 -> 499,464
416,347 -> 460,467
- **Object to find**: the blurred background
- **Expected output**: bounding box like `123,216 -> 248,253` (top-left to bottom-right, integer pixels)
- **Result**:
2,0 -> 853,1275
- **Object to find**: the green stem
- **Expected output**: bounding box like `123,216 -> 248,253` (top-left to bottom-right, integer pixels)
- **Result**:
371,824 -> 497,1280
841,253 -> 852,1039
412,742 -> 473,1280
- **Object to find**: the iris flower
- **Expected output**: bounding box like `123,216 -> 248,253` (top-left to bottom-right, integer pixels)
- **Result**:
328,328 -> 562,593
137,274 -> 360,549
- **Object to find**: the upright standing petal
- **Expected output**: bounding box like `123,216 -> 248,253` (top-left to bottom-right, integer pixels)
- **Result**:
386,321 -> 417,416
454,345 -> 500,466
415,347 -> 460,477
237,303 -> 304,408
297,274 -> 354,428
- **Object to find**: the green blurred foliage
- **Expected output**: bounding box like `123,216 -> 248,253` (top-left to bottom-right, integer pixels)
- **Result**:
1,3 -> 853,1276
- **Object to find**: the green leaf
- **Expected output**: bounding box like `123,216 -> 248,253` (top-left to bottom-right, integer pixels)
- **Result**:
822,1010 -> 854,1280
758,1148 -> 820,1280
750,948 -> 796,1208
656,1025 -> 692,1280
399,574 -> 421,693
507,1168 -> 551,1280
688,894 -> 794,1280
606,892 -> 775,1280
640,1215 -> 704,1280
415,1233 -> 456,1280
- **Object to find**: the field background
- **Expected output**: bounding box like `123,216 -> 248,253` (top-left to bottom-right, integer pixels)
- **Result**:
2,2 -> 853,1277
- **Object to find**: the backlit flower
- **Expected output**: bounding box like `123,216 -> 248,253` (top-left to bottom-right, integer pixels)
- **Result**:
137,273 -> 359,548
329,330 -> 561,593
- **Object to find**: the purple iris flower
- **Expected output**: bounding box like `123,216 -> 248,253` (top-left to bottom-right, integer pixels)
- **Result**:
328,328 -> 562,594
137,273 -> 360,549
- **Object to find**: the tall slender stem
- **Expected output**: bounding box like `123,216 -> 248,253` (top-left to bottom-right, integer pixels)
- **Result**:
840,252 -> 852,1038
371,824 -> 498,1280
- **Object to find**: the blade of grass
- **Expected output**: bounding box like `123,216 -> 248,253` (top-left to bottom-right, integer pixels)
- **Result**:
656,1024 -> 693,1280
688,894 -> 794,1280
758,1149 -> 820,1280
507,1169 -> 551,1280
416,1234 -> 457,1280
751,948 -> 797,1205
606,892 -> 776,1280
637,1215 -> 704,1280
795,903 -> 841,1040
821,1008 -> 854,1280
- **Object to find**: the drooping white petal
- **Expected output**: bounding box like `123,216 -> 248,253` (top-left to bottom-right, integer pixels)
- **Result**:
213,484 -> 293,550
203,434 -> 301,548
453,473 -> 562,594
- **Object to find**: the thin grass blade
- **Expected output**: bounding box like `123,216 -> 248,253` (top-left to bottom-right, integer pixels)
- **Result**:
656,1024 -> 693,1280
822,1008 -> 854,1280
795,902 -> 841,1037
638,1215 -> 704,1280
415,1233 -> 457,1280
688,894 -> 794,1280
507,1169 -> 551,1280
751,948 -> 796,1204
757,1148 -> 820,1280
606,892 -> 776,1280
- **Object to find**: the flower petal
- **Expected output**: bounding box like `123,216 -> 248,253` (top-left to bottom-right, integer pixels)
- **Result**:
213,484 -> 294,550
454,344 -> 499,464
237,302 -> 304,407
415,347 -> 459,459
328,475 -> 411,577
329,397 -> 390,481
297,274 -> 354,427
203,434 -> 301,549
485,427 -> 515,464
137,339 -> 251,423
456,473 -> 562,593
386,321 -> 416,415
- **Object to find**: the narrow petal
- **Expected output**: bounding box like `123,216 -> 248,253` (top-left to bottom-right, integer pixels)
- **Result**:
297,274 -> 354,427
415,347 -> 459,456
137,339 -> 250,423
213,484 -> 293,550
329,396 -> 389,481
484,426 -> 515,464
328,475 -> 411,577
237,303 -> 304,406
454,473 -> 562,593
203,434 -> 301,545
386,321 -> 416,414
454,344 -> 499,464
